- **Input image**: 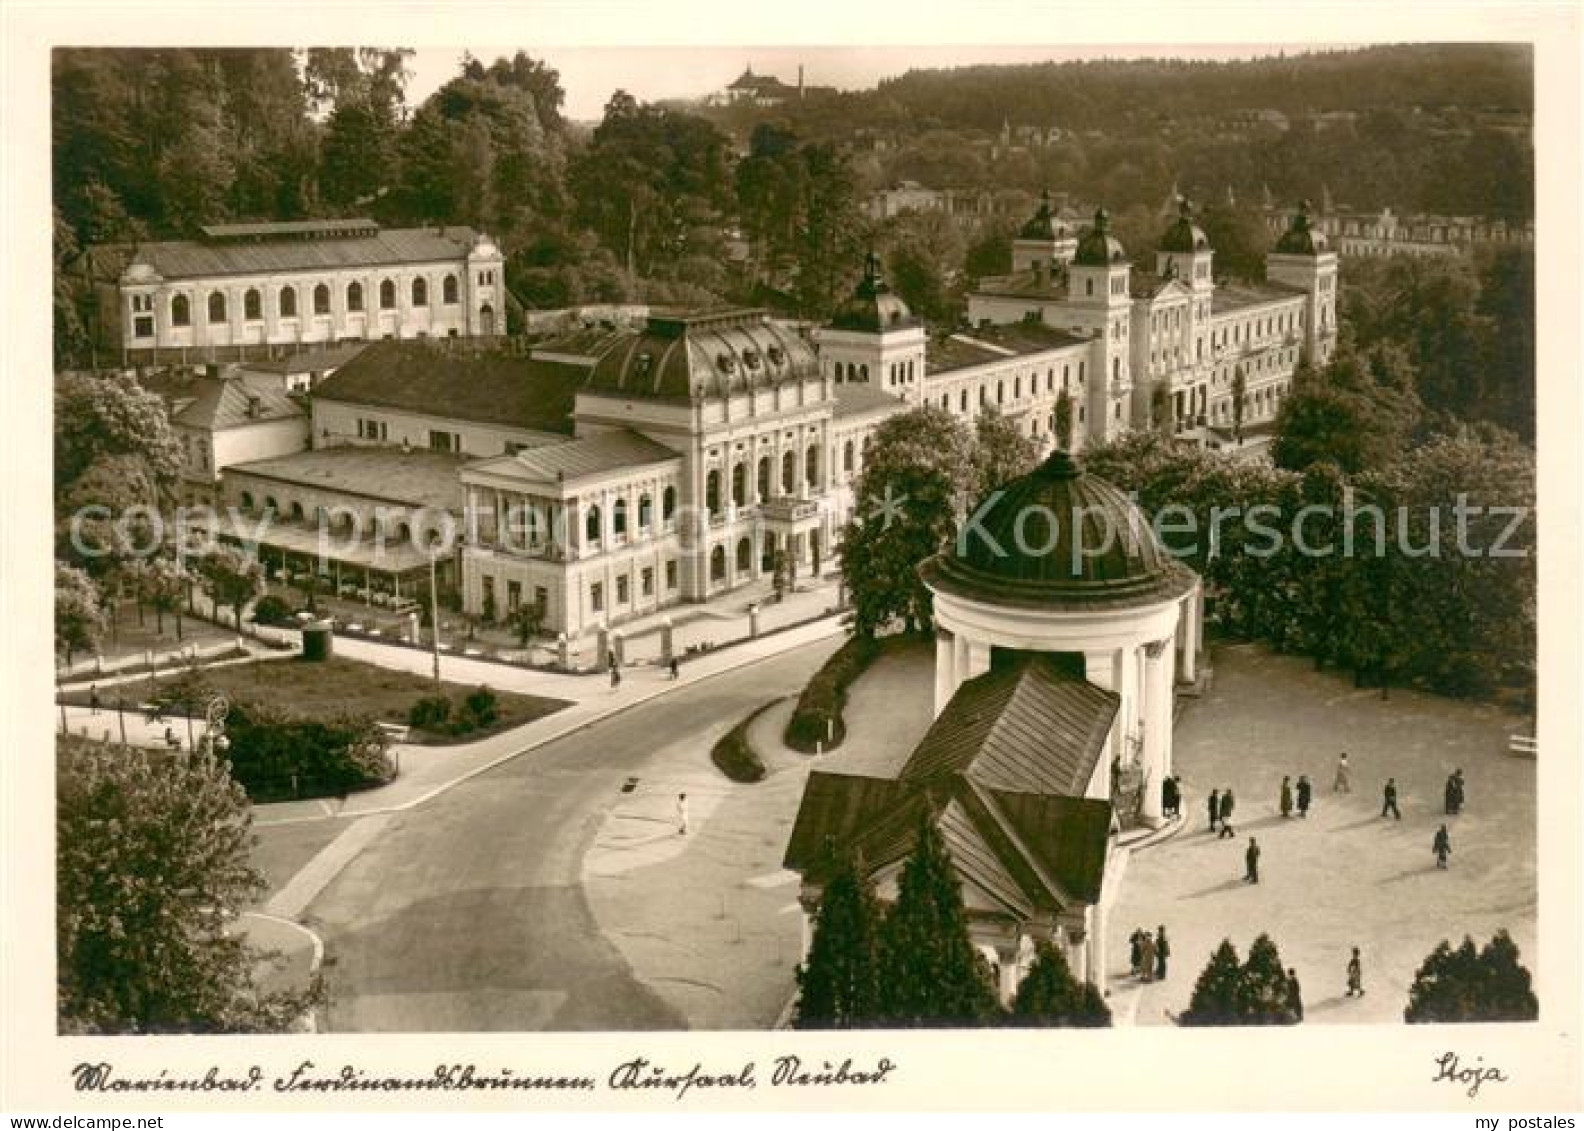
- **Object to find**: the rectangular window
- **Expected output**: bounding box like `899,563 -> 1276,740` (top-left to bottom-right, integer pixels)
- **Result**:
133,315 -> 154,339
429,430 -> 455,453
534,585 -> 548,610
591,582 -> 604,613
616,575 -> 630,604
641,567 -> 654,597
665,560 -> 677,590
507,580 -> 521,611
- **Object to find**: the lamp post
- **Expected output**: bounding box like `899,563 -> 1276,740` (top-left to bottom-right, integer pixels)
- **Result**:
427,536 -> 442,686
202,694 -> 230,760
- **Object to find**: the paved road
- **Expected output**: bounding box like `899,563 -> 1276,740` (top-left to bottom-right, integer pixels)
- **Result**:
306,638 -> 836,1032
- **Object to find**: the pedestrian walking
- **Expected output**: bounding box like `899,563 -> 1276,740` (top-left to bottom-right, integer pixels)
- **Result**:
1296,774 -> 1312,818
676,792 -> 689,836
668,656 -> 680,680
1244,836 -> 1261,884
1451,768 -> 1466,815
1154,925 -> 1171,980
610,665 -> 622,691
1381,777 -> 1402,820
1208,788 -> 1221,833
89,684 -> 100,715
1333,752 -> 1352,793
1286,968 -> 1305,1022
1162,775 -> 1179,821
1433,824 -> 1451,869
1129,928 -> 1144,976
1345,947 -> 1365,997
1139,931 -> 1157,983
1218,788 -> 1236,839
1279,775 -> 1293,819
1443,773 -> 1458,816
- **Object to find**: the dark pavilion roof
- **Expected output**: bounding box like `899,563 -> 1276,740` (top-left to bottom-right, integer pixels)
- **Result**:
584,309 -> 819,403
117,224 -> 484,281
783,656 -> 1117,913
1072,208 -> 1129,267
828,252 -> 920,334
1017,190 -> 1071,241
920,448 -> 1198,611
1273,200 -> 1329,255
172,375 -> 303,431
1160,197 -> 1212,254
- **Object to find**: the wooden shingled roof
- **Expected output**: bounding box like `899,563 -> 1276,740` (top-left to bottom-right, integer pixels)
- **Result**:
782,654 -> 1118,915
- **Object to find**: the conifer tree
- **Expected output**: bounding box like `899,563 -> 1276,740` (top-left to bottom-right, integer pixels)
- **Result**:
1009,942 -> 1111,1027
1405,930 -> 1537,1023
1180,939 -> 1243,1026
794,851 -> 883,1029
876,812 -> 999,1027
1236,933 -> 1300,1025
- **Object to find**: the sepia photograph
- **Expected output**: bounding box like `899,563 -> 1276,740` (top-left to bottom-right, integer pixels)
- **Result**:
4,1 -> 1581,1116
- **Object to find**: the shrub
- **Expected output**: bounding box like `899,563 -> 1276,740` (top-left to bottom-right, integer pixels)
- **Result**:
711,700 -> 777,783
251,594 -> 295,627
463,686 -> 498,728
221,703 -> 393,802
408,694 -> 451,729
784,634 -> 883,753
1405,930 -> 1538,1023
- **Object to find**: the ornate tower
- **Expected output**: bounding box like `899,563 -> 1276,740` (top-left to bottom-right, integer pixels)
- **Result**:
1265,201 -> 1340,367
812,251 -> 927,401
1011,189 -> 1079,273
1068,209 -> 1134,442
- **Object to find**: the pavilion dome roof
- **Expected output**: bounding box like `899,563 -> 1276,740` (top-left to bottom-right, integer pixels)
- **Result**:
1072,208 -> 1129,267
1159,197 -> 1211,254
828,251 -> 920,334
1017,190 -> 1070,241
1273,200 -> 1328,255
921,449 -> 1197,611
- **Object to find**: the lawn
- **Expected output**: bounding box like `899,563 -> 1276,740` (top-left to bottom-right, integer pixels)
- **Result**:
61,655 -> 571,745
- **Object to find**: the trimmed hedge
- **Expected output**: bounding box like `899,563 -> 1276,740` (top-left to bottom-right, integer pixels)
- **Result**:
783,633 -> 885,754
711,699 -> 780,784
222,703 -> 394,803
250,594 -> 296,627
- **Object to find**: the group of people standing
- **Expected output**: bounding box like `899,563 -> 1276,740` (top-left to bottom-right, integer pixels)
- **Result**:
1278,774 -> 1313,819
1128,925 -> 1171,982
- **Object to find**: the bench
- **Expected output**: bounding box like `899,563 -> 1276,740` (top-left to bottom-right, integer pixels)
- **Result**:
1508,734 -> 1537,759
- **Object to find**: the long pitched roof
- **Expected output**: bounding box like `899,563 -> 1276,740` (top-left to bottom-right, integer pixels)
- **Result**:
116,225 -> 480,281
312,340 -> 581,435
227,447 -> 467,510
465,430 -> 680,486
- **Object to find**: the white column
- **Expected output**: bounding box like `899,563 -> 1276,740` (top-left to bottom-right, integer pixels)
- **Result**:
1087,902 -> 1108,989
1180,588 -> 1200,683
934,629 -> 957,717
996,942 -> 1021,1006
963,638 -> 992,684
1140,639 -> 1174,827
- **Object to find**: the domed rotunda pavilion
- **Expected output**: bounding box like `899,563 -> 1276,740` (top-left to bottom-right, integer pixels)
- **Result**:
784,450 -> 1203,1001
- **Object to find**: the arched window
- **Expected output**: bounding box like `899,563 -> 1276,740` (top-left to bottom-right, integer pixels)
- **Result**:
960,389 -> 968,412
805,445 -> 819,487
279,287 -> 297,319
731,463 -> 747,508
585,505 -> 602,544
736,537 -> 752,573
171,293 -> 191,327
705,469 -> 721,513
314,284 -> 331,315
442,274 -> 459,305
346,282 -> 363,312
208,292 -> 227,323
289,501 -> 305,521
859,364 -> 869,381
781,451 -> 795,495
843,439 -> 854,473
638,494 -> 653,530
710,545 -> 726,583
662,486 -> 676,522
412,277 -> 428,307
244,288 -> 262,320
756,456 -> 771,502
997,381 -> 1005,405
240,491 -> 255,512
379,279 -> 396,309
263,496 -> 278,515
612,497 -> 627,537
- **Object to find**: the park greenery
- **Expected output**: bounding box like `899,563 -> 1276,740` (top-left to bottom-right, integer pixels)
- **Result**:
709,699 -> 776,784
1404,930 -> 1538,1023
57,734 -> 319,1033
783,633 -> 885,754
1179,935 -> 1302,1026
794,818 -> 1110,1029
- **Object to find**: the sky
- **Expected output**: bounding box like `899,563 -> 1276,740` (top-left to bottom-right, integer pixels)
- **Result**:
404,44 -> 1352,123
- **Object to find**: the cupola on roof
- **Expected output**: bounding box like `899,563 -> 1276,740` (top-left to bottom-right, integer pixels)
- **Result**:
828,251 -> 920,334
1072,208 -> 1129,267
1159,197 -> 1211,254
1273,200 -> 1329,255
585,308 -> 819,402
1018,190 -> 1070,241
920,449 -> 1196,610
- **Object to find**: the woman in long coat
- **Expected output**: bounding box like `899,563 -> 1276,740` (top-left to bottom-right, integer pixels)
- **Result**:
1280,775 -> 1294,819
